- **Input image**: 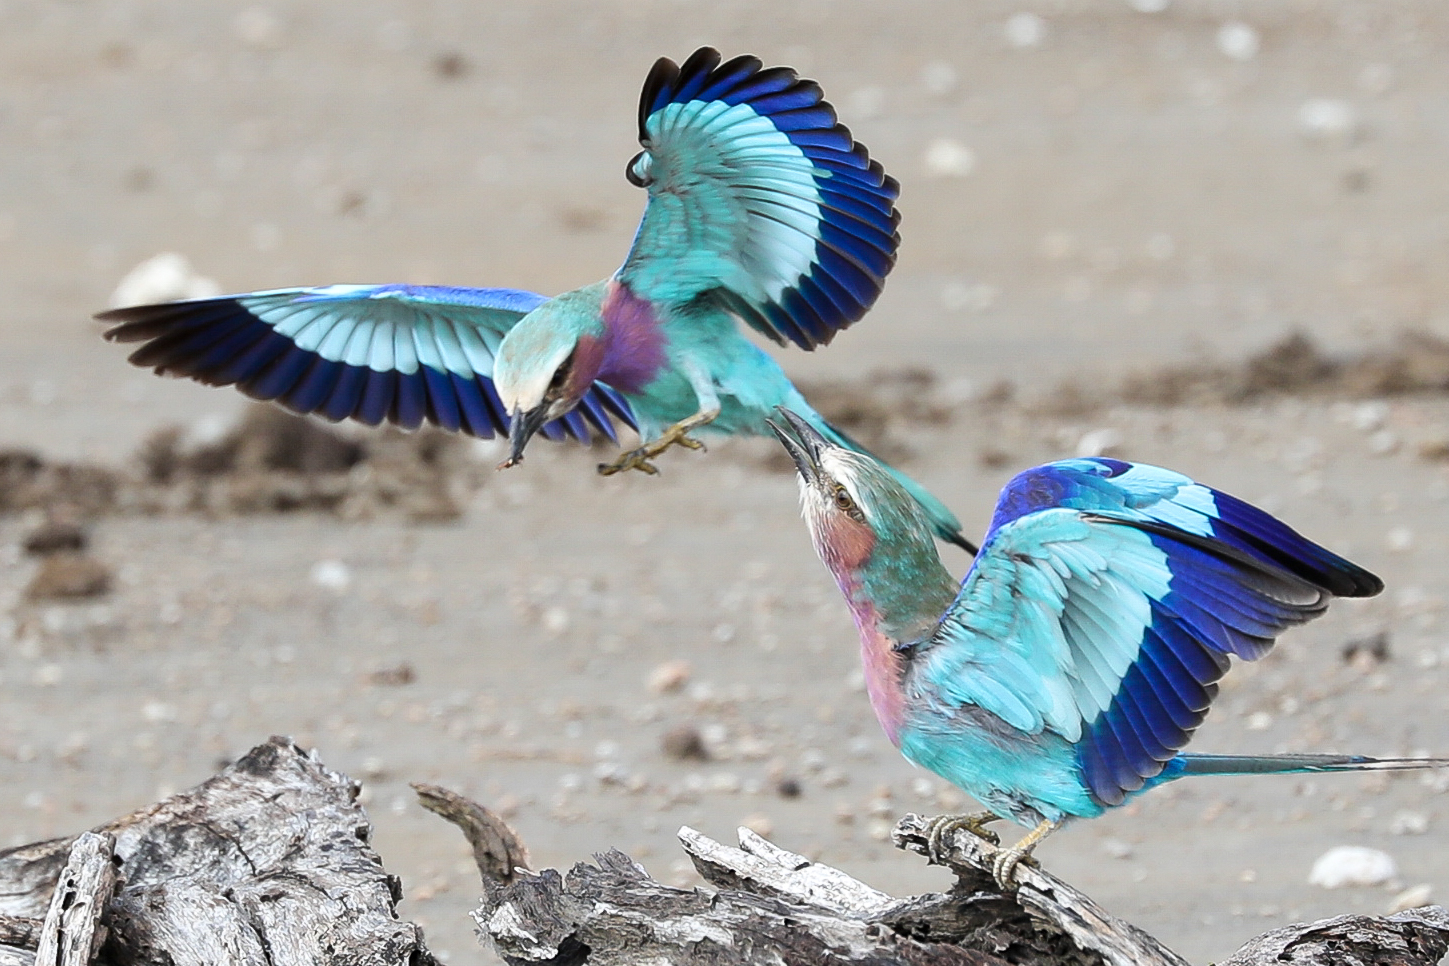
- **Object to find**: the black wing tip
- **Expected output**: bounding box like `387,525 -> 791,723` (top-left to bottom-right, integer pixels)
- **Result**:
1333,565 -> 1384,599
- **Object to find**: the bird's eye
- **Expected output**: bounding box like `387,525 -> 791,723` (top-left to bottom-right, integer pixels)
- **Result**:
546,352 -> 575,398
625,151 -> 653,187
833,486 -> 856,513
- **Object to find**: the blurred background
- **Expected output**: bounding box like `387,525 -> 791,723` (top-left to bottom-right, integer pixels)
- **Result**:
2,1 -> 1447,961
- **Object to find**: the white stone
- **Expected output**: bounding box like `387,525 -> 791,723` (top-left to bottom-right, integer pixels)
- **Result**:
1388,883 -> 1434,913
1389,810 -> 1429,836
1298,99 -> 1357,139
924,138 -> 975,178
1075,428 -> 1123,458
1386,527 -> 1414,553
1217,22 -> 1260,61
109,253 -> 222,308
1004,12 -> 1047,48
1308,845 -> 1397,888
310,559 -> 352,591
920,61 -> 958,96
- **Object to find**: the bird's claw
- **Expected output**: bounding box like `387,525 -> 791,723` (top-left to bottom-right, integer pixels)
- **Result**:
597,450 -> 661,476
923,811 -> 1002,865
596,419 -> 710,476
990,846 -> 1037,890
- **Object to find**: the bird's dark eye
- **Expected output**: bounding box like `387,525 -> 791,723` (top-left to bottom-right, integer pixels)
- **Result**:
546,351 -> 575,398
833,486 -> 856,513
625,151 -> 653,187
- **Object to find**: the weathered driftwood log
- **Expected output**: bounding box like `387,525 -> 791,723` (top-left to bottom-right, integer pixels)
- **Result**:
439,795 -> 1449,966
34,832 -> 116,966
0,737 -> 434,966
0,738 -> 1440,966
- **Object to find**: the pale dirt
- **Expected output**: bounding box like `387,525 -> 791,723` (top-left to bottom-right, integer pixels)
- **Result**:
2,1 -> 1448,962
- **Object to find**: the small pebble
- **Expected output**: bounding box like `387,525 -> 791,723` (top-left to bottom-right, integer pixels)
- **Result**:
1101,838 -> 1134,860
647,660 -> 691,694
741,813 -> 773,838
1004,12 -> 1046,48
661,725 -> 709,762
1389,811 -> 1429,836
109,253 -> 220,308
22,521 -> 86,557
1076,428 -> 1123,458
310,559 -> 352,592
26,554 -> 111,599
1298,99 -> 1357,139
775,777 -> 802,799
924,138 -> 975,178
366,663 -> 416,687
1308,845 -> 1397,888
1386,527 -> 1414,553
1216,21 -> 1259,61
919,61 -> 958,96
1388,884 -> 1434,913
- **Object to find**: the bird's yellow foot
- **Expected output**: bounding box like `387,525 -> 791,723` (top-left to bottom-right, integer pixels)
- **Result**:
597,413 -> 714,477
924,810 -> 1003,864
988,818 -> 1061,890
990,845 -> 1040,889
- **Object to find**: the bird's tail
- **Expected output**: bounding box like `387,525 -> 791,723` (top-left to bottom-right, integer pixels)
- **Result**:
812,417 -> 977,554
1172,753 -> 1449,777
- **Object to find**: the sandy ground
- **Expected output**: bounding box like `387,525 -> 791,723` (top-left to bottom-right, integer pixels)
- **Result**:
2,1 -> 1449,962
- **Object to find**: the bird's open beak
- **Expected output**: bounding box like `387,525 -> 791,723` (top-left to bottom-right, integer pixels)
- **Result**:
766,407 -> 827,484
498,405 -> 551,470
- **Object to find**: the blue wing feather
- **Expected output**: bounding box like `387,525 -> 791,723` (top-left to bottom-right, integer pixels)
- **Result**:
621,47 -> 900,350
915,458 -> 1381,812
100,286 -> 636,443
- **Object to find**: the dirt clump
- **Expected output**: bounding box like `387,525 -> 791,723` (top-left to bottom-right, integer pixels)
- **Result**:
25,552 -> 112,599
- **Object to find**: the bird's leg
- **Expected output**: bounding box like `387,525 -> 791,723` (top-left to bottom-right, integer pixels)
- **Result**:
924,810 -> 1004,863
598,408 -> 720,476
991,818 -> 1062,890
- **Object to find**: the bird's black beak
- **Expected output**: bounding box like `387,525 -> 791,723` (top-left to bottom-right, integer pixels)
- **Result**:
498,405 -> 551,470
766,407 -> 827,484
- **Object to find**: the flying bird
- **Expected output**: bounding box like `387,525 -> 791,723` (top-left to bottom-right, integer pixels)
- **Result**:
98,47 -> 972,552
769,408 -> 1445,887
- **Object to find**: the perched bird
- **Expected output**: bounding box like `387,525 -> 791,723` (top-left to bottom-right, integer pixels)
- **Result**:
769,408 -> 1445,886
98,47 -> 972,552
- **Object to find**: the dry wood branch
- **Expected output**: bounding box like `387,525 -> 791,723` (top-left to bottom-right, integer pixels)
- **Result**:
1222,905 -> 1449,966
418,785 -> 1449,966
0,736 -> 435,966
411,783 -> 530,887
892,813 -> 1188,966
34,833 -> 115,966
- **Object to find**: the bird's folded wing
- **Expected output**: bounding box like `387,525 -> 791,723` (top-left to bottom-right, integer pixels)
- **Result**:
914,469 -> 1373,807
617,47 -> 900,350
100,285 -> 635,441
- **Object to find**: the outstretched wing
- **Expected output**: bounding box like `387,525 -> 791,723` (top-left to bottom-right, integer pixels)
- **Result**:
100,285 -> 635,442
617,47 -> 900,350
912,459 -> 1381,808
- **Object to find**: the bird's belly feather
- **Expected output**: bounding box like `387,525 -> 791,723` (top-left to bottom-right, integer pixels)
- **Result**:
898,705 -> 1104,826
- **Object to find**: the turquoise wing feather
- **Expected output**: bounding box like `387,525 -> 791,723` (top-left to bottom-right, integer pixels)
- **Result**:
617,47 -> 901,350
910,458 -> 1379,808
100,285 -> 634,442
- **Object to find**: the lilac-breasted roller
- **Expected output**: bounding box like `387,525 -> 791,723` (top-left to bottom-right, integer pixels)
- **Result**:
768,409 -> 1445,887
98,48 -> 973,552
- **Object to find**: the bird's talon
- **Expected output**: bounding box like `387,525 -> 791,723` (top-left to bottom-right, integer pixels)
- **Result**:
597,450 -> 660,476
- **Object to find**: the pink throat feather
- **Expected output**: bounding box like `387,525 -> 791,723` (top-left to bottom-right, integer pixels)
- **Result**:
839,574 -> 909,746
812,515 -> 907,745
